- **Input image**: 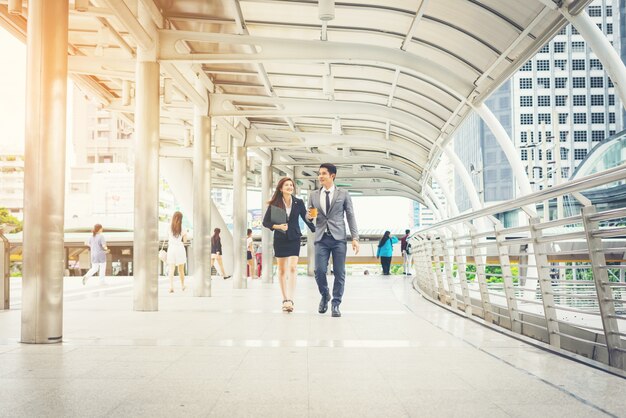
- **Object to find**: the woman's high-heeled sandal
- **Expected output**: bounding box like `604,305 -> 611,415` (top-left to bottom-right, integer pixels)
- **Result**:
285,300 -> 294,312
282,300 -> 289,312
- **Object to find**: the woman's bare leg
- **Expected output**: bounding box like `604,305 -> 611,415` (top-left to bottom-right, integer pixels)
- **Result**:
276,257 -> 288,302
168,263 -> 175,292
286,256 -> 298,303
178,264 -> 186,290
217,256 -> 226,277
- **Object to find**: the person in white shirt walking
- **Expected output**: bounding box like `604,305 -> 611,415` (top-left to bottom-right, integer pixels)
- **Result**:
167,211 -> 188,293
82,224 -> 109,285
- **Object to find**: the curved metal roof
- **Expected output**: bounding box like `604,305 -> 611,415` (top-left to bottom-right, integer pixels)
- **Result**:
0,0 -> 590,201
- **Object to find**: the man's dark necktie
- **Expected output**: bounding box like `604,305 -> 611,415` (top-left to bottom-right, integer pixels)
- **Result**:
325,190 -> 331,215
325,191 -> 331,236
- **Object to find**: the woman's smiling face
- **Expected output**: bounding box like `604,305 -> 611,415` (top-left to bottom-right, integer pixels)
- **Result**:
281,180 -> 294,195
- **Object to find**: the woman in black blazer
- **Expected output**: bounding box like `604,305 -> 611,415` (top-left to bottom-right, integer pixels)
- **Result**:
263,177 -> 315,312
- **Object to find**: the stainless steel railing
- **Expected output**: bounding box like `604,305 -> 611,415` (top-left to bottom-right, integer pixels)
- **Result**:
410,163 -> 626,371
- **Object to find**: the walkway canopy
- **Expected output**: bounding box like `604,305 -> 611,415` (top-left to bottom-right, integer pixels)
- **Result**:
0,0 -> 587,202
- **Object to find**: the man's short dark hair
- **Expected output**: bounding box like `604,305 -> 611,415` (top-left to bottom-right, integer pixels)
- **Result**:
405,229 -> 410,234
319,163 -> 337,177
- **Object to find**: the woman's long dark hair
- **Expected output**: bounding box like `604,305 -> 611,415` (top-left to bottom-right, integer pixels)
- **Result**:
268,177 -> 295,208
171,211 -> 183,237
378,230 -> 391,248
92,224 -> 103,237
211,228 -> 221,247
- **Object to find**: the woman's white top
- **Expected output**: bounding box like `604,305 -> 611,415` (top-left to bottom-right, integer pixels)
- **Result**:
167,231 -> 187,265
283,198 -> 292,218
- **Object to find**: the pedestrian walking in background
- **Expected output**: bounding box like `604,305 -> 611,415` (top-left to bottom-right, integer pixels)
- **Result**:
167,211 -> 188,293
376,230 -> 398,275
82,223 -> 109,285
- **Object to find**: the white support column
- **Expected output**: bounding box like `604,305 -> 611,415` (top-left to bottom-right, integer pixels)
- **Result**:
21,0 -> 69,343
261,160 -> 274,283
232,143 -> 248,289
306,189 -> 316,277
443,145 -> 482,211
133,3 -> 160,311
564,9 -> 626,111
473,103 -> 534,199
192,79 -> 211,297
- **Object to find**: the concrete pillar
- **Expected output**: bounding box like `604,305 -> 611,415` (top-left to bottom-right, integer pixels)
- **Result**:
193,80 -> 211,296
21,0 -> 69,343
232,144 -> 248,289
133,4 -> 160,311
261,160 -> 274,283
306,189 -> 316,277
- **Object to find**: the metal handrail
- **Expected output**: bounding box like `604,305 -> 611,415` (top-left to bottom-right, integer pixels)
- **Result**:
417,163 -> 626,235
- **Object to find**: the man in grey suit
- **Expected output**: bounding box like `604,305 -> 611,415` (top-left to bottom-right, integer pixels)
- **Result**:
307,163 -> 359,317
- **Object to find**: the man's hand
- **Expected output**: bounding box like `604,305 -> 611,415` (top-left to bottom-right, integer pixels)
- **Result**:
352,239 -> 360,255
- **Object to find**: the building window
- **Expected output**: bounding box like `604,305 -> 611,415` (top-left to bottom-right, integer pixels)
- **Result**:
574,149 -> 588,160
520,96 -> 533,107
520,132 -> 528,143
555,95 -> 567,106
596,23 -> 602,32
609,95 -> 615,105
520,61 -> 532,71
606,6 -> 613,16
572,59 -> 585,71
558,27 -> 567,36
588,5 -> 602,16
574,131 -> 587,142
590,95 -> 604,106
591,113 -> 604,124
609,112 -> 615,123
560,147 -> 569,160
572,95 -> 586,106
610,130 -> 616,135
539,44 -> 549,53
573,113 -> 587,124
560,131 -> 569,142
606,23 -> 613,35
592,131 -> 605,142
521,149 -> 528,161
554,59 -> 566,70
519,78 -> 532,89
590,77 -> 603,88
537,96 -> 551,107
572,41 -> 585,52
520,114 -> 534,125
537,113 -> 551,124
572,77 -> 586,88
546,149 -> 552,161
572,26 -> 580,35
558,113 -> 568,124
555,77 -> 567,89
537,77 -> 550,88
554,42 -> 566,53
608,78 -> 614,88
537,60 -> 550,71
561,167 -> 570,178
589,59 -> 603,70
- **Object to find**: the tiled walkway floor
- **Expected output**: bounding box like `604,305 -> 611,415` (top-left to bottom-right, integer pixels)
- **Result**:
0,275 -> 624,417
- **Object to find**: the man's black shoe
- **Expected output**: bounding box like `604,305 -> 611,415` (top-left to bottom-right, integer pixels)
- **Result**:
331,304 -> 341,317
318,294 -> 331,314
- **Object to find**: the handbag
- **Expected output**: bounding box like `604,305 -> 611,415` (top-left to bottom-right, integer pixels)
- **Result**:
158,240 -> 167,263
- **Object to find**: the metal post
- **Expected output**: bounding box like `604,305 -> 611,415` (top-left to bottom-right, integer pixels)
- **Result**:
261,160 -> 273,283
193,79 -> 211,297
529,217 -> 561,348
1,232 -> 10,310
451,230 -> 472,316
581,206 -> 624,368
232,144 -> 247,289
133,3 -> 160,311
21,0 -> 68,343
439,231 -> 458,310
306,189 -> 315,277
494,224 -> 521,333
468,226 -> 493,323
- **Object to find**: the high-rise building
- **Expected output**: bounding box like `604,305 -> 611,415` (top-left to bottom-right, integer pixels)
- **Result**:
512,0 -> 622,192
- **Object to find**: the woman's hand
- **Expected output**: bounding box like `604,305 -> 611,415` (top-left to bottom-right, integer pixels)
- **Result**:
276,224 -> 288,231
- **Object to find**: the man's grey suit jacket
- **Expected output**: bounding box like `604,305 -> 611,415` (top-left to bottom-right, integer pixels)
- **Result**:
309,187 -> 359,243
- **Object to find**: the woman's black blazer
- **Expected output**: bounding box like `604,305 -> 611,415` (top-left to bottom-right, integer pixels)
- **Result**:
262,197 -> 315,240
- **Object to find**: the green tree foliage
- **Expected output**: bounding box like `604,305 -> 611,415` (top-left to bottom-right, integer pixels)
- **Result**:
0,207 -> 22,233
